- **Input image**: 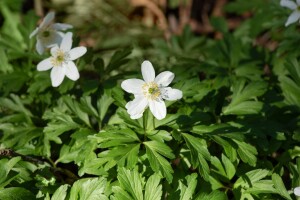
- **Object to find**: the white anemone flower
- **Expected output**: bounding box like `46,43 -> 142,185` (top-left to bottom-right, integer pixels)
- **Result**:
294,187 -> 300,196
121,61 -> 182,120
280,0 -> 300,26
37,32 -> 87,87
30,12 -> 73,55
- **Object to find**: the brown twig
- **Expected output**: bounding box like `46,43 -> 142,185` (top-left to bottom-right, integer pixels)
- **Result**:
0,148 -> 79,184
0,148 -> 44,164
130,0 -> 168,31
34,0 -> 44,17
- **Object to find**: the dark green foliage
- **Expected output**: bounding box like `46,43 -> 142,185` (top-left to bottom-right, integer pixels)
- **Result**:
1,0 -> 300,199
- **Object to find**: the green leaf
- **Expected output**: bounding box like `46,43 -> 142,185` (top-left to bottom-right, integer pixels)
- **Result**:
93,57 -> 105,75
211,154 -> 235,181
272,174 -> 292,200
111,87 -> 126,108
63,96 -> 91,127
182,134 -> 210,160
210,17 -> 228,34
144,141 -> 175,183
111,186 -> 133,200
106,48 -> 132,73
234,63 -> 263,81
51,184 -> 69,200
278,59 -> 300,108
93,128 -> 140,169
69,177 -> 109,200
0,48 -> 13,73
182,133 -> 210,181
98,144 -> 140,168
0,94 -> 33,124
57,139 -> 97,166
0,157 -> 21,188
0,125 -> 41,154
116,109 -> 143,128
285,58 -> 300,86
179,173 -> 198,200
97,92 -> 114,122
95,128 -> 140,148
43,108 -> 80,157
0,72 -> 29,94
27,72 -> 51,94
0,187 -> 35,200
80,96 -> 99,119
211,156 -> 226,178
0,2 -> 25,49
246,180 -> 277,194
117,167 -> 144,200
144,141 -> 175,159
234,169 -> 269,189
221,154 -> 236,180
147,130 -> 172,142
78,155 -> 108,176
56,128 -> 97,166
209,176 -> 224,190
225,0 -> 266,14
233,139 -> 257,166
223,101 -> 263,115
144,174 -> 162,200
222,79 -> 267,115
195,190 -> 228,200
211,135 -> 237,162
154,113 -> 181,129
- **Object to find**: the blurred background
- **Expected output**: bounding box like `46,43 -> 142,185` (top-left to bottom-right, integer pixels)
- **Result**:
19,0 -> 240,50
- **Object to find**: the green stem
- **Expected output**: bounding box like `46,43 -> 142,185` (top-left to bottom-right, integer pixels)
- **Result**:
153,114 -> 156,130
143,109 -> 148,141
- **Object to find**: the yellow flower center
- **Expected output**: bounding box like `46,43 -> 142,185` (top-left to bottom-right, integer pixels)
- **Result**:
37,28 -> 55,44
42,30 -> 50,38
142,82 -> 161,100
51,49 -> 69,67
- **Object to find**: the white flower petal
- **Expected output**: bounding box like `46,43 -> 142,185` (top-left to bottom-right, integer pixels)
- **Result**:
125,101 -> 132,109
37,58 -> 53,71
280,0 -> 297,9
51,66 -> 65,87
142,60 -> 155,82
52,23 -> 73,31
60,32 -> 73,51
36,39 -> 45,55
294,187 -> 300,196
155,71 -> 174,87
57,31 -> 65,38
65,61 -> 79,81
297,0 -> 300,5
149,99 -> 166,120
285,11 -> 300,26
40,12 -> 55,28
125,102 -> 144,119
126,96 -> 148,117
46,32 -> 63,48
37,31 -> 62,50
30,28 -> 39,38
121,79 -> 144,94
69,47 -> 87,60
161,87 -> 182,101
50,45 -> 60,56
129,113 -> 143,119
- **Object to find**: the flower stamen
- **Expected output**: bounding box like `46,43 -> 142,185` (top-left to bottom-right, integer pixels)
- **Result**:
51,49 -> 70,67
42,30 -> 51,38
37,28 -> 56,45
142,82 -> 161,100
